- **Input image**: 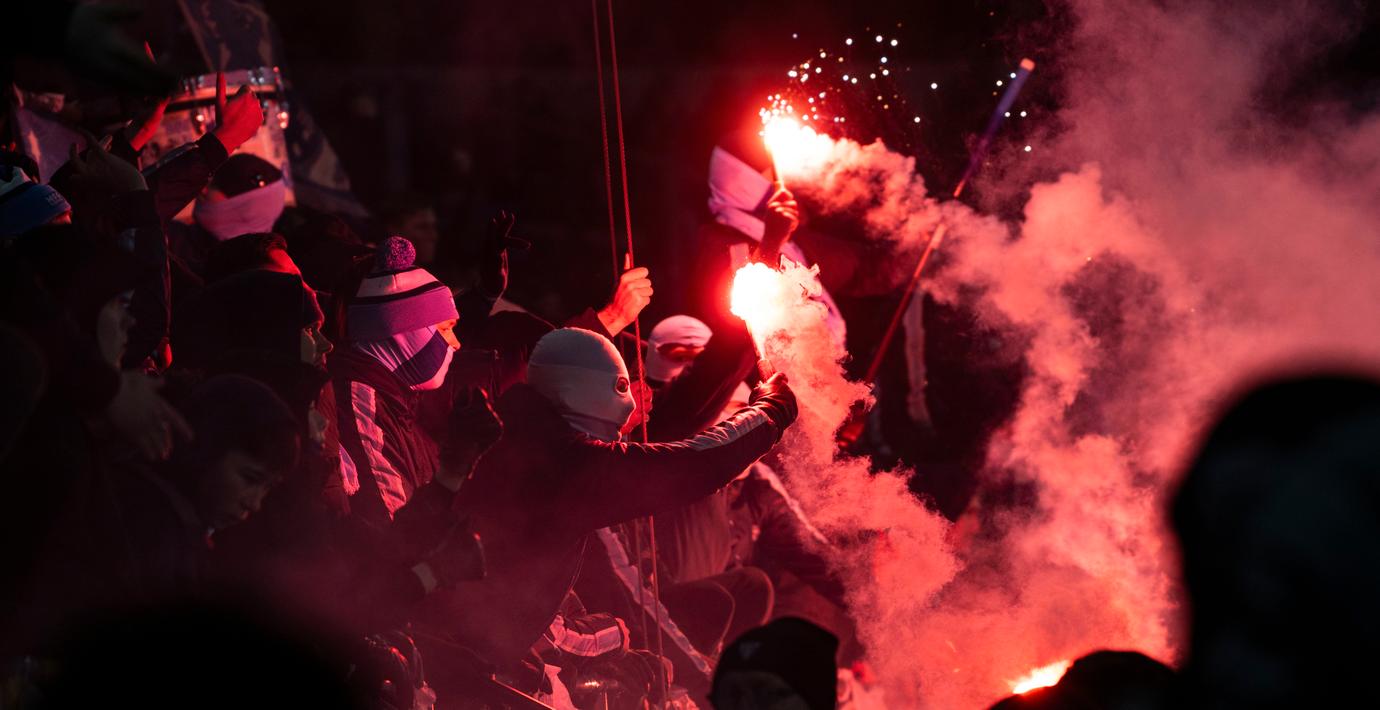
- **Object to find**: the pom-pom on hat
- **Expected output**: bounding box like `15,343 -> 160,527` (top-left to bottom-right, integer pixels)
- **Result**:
347,236 -> 457,341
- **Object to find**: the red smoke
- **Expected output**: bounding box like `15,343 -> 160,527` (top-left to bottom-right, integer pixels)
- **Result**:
748,0 -> 1380,706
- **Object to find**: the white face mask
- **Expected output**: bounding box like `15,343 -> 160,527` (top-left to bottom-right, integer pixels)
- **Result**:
529,363 -> 636,442
527,328 -> 638,442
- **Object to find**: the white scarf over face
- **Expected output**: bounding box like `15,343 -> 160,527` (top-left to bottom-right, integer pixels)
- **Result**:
707,147 -> 773,241
527,328 -> 636,442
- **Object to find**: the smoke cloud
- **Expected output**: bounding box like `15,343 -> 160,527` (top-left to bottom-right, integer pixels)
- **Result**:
751,0 -> 1380,706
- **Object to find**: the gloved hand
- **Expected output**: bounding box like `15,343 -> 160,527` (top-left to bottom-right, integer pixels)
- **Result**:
477,209 -> 529,299
423,519 -> 486,588
749,372 -> 798,430
436,387 -> 503,490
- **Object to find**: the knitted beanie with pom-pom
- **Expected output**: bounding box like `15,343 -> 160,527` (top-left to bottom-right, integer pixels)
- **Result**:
347,236 -> 458,340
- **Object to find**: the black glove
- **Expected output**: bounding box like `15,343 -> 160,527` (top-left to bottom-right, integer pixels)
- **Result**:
749,372 -> 798,430
478,210 -> 529,299
439,387 -> 503,478
424,518 -> 486,588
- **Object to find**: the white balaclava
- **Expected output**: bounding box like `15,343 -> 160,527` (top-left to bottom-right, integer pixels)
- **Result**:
644,315 -> 713,384
527,328 -> 636,442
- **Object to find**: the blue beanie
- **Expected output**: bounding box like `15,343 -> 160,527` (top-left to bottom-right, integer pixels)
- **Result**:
0,167 -> 70,239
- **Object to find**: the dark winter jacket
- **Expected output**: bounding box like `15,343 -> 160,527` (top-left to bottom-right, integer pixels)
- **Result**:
413,382 -> 786,665
644,314 -> 756,585
329,349 -> 440,529
645,315 -> 756,443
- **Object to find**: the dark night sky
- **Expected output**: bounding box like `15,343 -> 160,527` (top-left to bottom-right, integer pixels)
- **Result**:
260,0 -> 1375,327
262,0 -> 1058,321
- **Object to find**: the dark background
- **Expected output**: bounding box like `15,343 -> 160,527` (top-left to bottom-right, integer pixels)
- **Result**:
260,0 -> 1056,324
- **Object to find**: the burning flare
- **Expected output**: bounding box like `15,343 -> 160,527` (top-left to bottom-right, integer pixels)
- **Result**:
760,115 -> 834,183
730,261 -> 789,354
1010,659 -> 1072,695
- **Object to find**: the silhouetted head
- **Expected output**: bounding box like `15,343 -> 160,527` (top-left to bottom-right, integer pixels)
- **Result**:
1174,373 -> 1380,707
712,617 -> 839,710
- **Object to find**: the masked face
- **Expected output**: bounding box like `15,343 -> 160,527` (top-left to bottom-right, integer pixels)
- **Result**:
526,330 -> 638,442
544,366 -> 636,442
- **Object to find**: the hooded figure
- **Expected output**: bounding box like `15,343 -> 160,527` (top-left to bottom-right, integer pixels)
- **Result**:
412,327 -> 799,702
5,375 -> 300,648
330,236 -> 459,526
526,327 -> 637,442
644,315 -> 714,385
97,375 -> 301,602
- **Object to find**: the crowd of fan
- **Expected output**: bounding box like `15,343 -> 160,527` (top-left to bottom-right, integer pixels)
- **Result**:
5,6 -> 1379,710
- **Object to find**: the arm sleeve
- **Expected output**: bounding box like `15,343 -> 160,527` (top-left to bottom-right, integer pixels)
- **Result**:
564,405 -> 782,531
144,134 -> 230,224
646,317 -> 756,442
563,307 -> 614,341
109,131 -> 141,166
389,479 -> 457,559
544,612 -> 628,659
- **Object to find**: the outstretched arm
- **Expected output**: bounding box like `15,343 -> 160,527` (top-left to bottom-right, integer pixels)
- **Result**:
566,374 -> 797,530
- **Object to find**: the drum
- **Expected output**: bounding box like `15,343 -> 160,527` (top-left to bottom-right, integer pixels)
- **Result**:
142,66 -> 293,202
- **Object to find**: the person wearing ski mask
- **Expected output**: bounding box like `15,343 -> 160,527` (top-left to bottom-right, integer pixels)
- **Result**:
411,326 -> 798,701
329,236 -> 460,528
643,314 -> 757,442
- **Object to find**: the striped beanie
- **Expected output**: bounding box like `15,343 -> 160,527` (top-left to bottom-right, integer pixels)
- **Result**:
348,236 -> 459,390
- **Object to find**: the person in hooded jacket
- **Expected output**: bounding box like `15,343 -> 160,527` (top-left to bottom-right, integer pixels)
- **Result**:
411,326 -> 798,701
